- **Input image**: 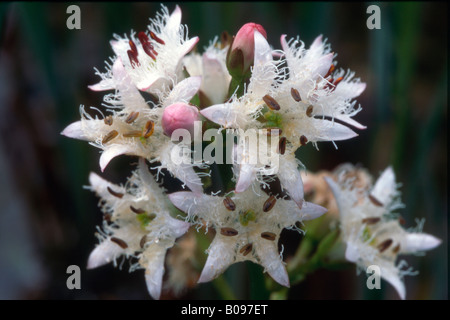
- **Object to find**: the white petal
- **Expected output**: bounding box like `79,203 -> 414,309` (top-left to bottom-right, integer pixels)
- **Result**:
168,191 -> 199,214
254,30 -> 272,67
165,76 -> 202,105
380,266 -> 406,300
88,79 -> 114,92
164,215 -> 191,239
333,114 -> 366,130
314,52 -> 333,78
400,233 -> 441,253
200,103 -> 235,127
253,236 -> 289,287
87,241 -> 124,269
344,242 -> 360,263
201,52 -> 230,104
99,144 -> 136,172
280,34 -> 289,52
176,162 -> 203,195
61,121 -> 89,141
144,245 -> 167,300
235,163 -> 256,193
180,36 -> 200,57
198,236 -> 235,283
312,119 -> 358,141
166,5 -> 182,34
370,166 -> 396,206
278,160 -> 304,209
310,35 -> 323,51
298,201 -> 328,221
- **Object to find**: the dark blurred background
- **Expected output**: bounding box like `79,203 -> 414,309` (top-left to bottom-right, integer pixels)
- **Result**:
0,1 -> 447,300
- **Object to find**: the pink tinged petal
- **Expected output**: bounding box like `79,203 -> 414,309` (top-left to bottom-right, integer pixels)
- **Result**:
87,241 -> 124,269
312,119 -> 358,142
310,35 -> 323,51
144,247 -> 167,300
253,239 -> 289,287
280,34 -> 288,52
165,215 -> 190,239
61,121 -> 89,141
99,144 -> 137,172
180,36 -> 200,57
200,103 -> 235,127
278,161 -> 304,209
110,39 -> 129,58
253,30 -> 272,67
165,4 -> 182,35
168,191 -> 203,215
370,166 -> 396,206
166,76 -> 202,105
400,233 -> 441,253
380,266 -> 406,300
235,163 -> 256,193
176,162 -> 203,195
344,242 -> 360,263
202,53 -> 230,104
298,201 -> 328,221
88,79 -> 114,92
198,237 -> 235,284
313,52 -> 334,78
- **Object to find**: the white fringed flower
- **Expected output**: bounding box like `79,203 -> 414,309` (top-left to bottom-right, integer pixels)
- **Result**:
86,158 -> 190,300
325,166 -> 441,299
168,185 -> 327,287
109,4 -> 199,93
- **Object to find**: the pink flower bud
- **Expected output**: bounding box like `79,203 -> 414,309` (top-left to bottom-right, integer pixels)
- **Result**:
230,23 -> 267,73
162,103 -> 199,137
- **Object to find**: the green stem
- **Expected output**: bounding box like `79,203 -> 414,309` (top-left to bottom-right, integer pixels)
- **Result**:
212,276 -> 237,300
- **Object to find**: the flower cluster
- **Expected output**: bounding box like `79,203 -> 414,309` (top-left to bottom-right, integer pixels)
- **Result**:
62,4 -> 440,299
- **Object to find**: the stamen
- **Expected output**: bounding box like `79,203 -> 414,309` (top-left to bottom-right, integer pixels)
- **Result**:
278,137 -> 286,155
123,130 -> 143,138
263,94 -> 281,111
220,227 -> 238,236
129,39 -> 138,55
306,105 -> 314,117
102,130 -> 119,144
143,120 -> 155,138
261,232 -> 276,241
398,216 -> 406,225
324,64 -> 335,79
392,244 -> 401,254
368,194 -> 383,207
127,50 -> 140,68
300,135 -> 308,146
149,31 -> 165,45
125,111 -> 139,124
377,238 -> 393,253
263,195 -> 277,212
239,243 -> 253,256
223,197 -> 236,211
140,235 -> 147,249
110,237 -> 128,249
333,77 -> 343,86
104,115 -> 113,126
137,31 -> 156,59
130,205 -> 146,214
290,88 -> 302,102
107,186 -> 124,199
362,217 -> 381,225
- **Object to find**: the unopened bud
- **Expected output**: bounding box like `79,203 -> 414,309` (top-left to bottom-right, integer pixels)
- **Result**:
162,103 -> 199,137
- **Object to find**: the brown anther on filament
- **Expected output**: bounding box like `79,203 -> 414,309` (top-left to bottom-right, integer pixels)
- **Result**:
129,39 -> 138,55
392,244 -> 401,254
127,50 -> 140,68
220,227 -> 238,237
239,243 -> 253,256
290,88 -> 302,102
125,111 -> 139,124
140,235 -> 147,249
278,137 -> 286,155
138,31 -> 157,59
306,105 -> 314,117
104,115 -> 113,126
149,31 -> 165,45
263,195 -> 277,212
324,64 -> 335,79
102,130 -> 119,144
123,130 -> 143,138
261,232 -> 276,241
143,120 -> 155,138
300,135 -> 308,146
110,237 -> 128,249
362,217 -> 381,225
398,216 -> 406,225
333,77 -> 344,86
368,194 -> 383,207
107,186 -> 124,199
223,197 -> 236,211
263,94 -> 281,111
130,205 -> 146,214
377,239 -> 393,253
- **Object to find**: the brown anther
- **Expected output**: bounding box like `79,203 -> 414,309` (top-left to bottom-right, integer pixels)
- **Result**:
143,120 -> 155,138
362,217 -> 381,225
123,130 -> 143,138
368,194 -> 383,207
398,216 -> 406,225
261,232 -> 276,241
377,239 -> 393,253
306,105 -> 314,117
140,235 -> 147,249
333,77 -> 344,86
142,42 -> 157,60
263,94 -> 281,111
129,39 -> 138,55
102,130 -> 119,144
149,31 -> 165,45
265,127 -> 282,136
110,237 -> 128,249
130,205 -> 146,214
278,137 -> 286,155
223,197 -> 236,211
104,115 -> 113,126
138,32 -> 150,44
300,135 -> 308,146
125,111 -> 139,124
103,213 -> 112,223
290,88 -> 302,102
392,244 -> 401,254
127,50 -> 140,68
324,64 -> 335,79
220,227 -> 238,237
239,243 -> 253,256
107,186 -> 124,199
263,195 -> 277,212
